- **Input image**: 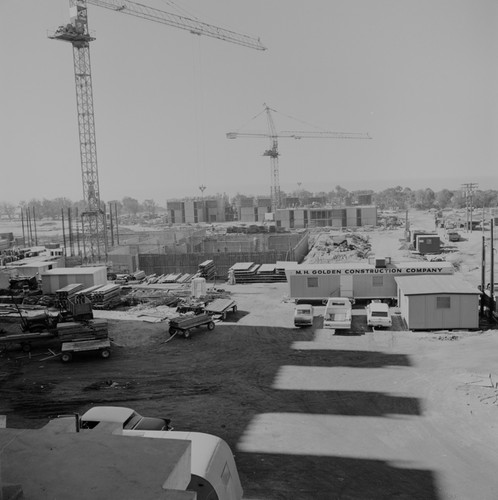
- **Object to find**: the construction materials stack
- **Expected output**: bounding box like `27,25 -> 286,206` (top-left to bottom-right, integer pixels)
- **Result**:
56,319 -> 109,343
67,291 -> 94,321
198,260 -> 216,280
90,284 -> 121,309
55,283 -> 84,310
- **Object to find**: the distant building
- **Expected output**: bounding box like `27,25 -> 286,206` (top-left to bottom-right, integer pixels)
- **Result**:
167,197 -> 227,224
275,205 -> 377,229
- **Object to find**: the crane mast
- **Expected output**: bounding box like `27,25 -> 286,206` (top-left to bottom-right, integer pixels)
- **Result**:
262,104 -> 281,212
50,1 -> 105,262
227,104 -> 371,212
50,0 -> 265,262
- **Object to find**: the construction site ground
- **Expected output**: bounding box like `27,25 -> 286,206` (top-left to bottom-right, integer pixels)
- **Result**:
2,210 -> 498,499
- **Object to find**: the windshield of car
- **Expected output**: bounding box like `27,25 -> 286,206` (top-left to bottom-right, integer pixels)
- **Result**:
371,311 -> 388,317
123,412 -> 142,429
296,307 -> 310,314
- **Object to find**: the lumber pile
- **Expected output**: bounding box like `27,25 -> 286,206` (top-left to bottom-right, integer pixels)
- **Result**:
90,284 -> 121,309
56,283 -> 84,308
198,260 -> 216,280
56,319 -> 109,342
228,262 -> 288,284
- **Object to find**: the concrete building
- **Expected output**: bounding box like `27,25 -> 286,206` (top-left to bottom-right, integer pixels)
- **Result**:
395,275 -> 480,330
168,197 -> 228,224
275,205 -> 378,229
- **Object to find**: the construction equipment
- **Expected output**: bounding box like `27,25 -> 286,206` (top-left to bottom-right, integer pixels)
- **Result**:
227,104 -> 371,212
49,0 -> 266,263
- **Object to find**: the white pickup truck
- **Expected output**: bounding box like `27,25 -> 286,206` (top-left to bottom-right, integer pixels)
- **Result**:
323,297 -> 352,330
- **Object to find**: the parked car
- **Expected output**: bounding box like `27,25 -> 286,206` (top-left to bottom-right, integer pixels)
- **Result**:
447,231 -> 460,242
294,303 -> 314,327
79,406 -> 172,431
365,301 -> 392,329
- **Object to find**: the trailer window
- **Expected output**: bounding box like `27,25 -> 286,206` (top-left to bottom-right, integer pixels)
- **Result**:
372,276 -> 383,287
307,277 -> 319,288
437,296 -> 451,308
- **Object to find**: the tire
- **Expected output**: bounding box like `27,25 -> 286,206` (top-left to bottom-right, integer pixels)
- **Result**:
184,330 -> 191,338
100,349 -> 111,359
207,321 -> 215,331
21,342 -> 31,353
61,352 -> 72,363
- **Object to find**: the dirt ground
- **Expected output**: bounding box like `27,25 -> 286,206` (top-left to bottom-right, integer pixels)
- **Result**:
2,211 -> 498,499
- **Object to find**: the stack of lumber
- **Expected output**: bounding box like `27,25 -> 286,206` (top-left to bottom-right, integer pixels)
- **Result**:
76,285 -> 104,297
229,262 -> 288,284
90,284 -> 121,309
56,283 -> 84,301
198,260 -> 216,280
133,270 -> 146,280
56,283 -> 84,308
57,319 -> 109,342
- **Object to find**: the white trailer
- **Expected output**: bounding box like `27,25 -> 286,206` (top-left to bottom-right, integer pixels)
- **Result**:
285,261 -> 454,302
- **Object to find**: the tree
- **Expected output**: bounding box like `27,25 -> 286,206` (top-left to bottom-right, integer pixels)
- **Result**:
122,196 -> 140,216
435,189 -> 453,209
143,199 -> 157,216
414,188 -> 435,210
0,202 -> 17,220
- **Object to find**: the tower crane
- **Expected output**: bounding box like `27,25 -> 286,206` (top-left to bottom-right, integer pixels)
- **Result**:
227,104 -> 371,212
50,0 -> 266,262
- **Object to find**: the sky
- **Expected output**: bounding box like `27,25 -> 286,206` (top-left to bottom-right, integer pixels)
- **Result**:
1,0 -> 498,206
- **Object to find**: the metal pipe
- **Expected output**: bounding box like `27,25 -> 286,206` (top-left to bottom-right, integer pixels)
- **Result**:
20,207 -> 26,247
68,207 -> 73,256
114,202 -> 120,245
32,206 -> 38,246
109,201 -> 114,247
61,208 -> 67,257
490,219 -> 495,320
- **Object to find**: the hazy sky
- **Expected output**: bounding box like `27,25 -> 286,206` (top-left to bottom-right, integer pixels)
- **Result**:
1,0 -> 497,205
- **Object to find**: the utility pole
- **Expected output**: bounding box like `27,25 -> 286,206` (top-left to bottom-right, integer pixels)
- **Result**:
461,183 -> 478,233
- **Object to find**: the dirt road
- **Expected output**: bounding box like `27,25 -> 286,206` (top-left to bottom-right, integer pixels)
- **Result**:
2,284 -> 498,499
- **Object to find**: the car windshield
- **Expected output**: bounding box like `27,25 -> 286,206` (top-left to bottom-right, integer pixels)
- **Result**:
123,412 -> 142,429
371,311 -> 388,317
296,308 -> 310,314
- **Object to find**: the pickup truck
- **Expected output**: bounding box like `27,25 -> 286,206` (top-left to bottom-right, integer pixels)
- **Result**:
323,297 -> 352,330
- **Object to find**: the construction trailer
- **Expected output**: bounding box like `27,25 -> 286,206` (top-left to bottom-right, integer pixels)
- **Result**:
285,261 -> 454,302
41,266 -> 107,294
415,234 -> 441,254
395,275 -> 480,330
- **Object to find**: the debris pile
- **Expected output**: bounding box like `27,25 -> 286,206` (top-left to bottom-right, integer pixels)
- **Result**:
304,232 -> 372,264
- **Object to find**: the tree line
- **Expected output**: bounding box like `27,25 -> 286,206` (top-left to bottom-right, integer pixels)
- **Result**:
0,186 -> 496,221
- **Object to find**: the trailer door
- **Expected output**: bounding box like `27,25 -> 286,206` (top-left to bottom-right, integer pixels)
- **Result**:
340,274 -> 353,298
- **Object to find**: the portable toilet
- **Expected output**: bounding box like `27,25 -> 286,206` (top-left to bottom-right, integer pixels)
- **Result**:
191,277 -> 207,298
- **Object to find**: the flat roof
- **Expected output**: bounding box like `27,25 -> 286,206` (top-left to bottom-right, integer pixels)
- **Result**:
394,275 -> 480,295
41,266 -> 106,275
285,261 -> 453,270
0,420 -> 193,500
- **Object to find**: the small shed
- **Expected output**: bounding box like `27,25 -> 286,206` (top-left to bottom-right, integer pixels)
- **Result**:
415,234 -> 441,254
41,266 -> 108,294
395,275 -> 480,330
